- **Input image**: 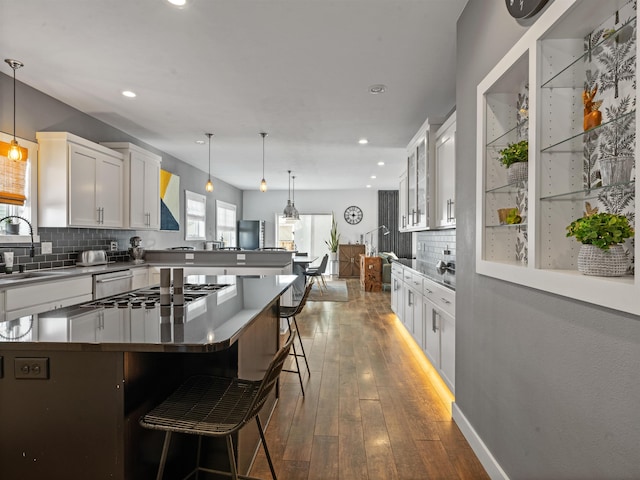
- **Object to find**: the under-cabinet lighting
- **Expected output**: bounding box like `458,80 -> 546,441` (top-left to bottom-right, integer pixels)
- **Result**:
168,0 -> 186,6
370,175 -> 376,179
359,138 -> 369,145
122,90 -> 136,98
377,161 -> 384,166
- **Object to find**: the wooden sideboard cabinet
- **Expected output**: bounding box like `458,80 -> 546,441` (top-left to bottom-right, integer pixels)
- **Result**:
338,244 -> 365,278
360,255 -> 382,292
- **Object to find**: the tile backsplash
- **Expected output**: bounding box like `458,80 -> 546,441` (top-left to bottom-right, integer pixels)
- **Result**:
1,228 -> 134,271
416,229 -> 456,287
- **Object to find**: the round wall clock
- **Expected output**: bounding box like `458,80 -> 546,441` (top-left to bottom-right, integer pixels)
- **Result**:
344,205 -> 363,225
505,0 -> 549,19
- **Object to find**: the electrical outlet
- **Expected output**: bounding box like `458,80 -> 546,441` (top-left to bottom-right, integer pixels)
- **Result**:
41,241 -> 53,254
110,241 -> 118,251
14,357 -> 49,379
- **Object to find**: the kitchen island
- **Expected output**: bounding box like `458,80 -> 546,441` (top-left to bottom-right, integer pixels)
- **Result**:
0,273 -> 296,480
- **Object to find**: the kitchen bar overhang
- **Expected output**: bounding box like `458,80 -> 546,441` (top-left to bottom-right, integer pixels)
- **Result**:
0,273 -> 297,480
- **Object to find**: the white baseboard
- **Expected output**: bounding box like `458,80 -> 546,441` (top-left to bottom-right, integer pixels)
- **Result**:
452,402 -> 510,480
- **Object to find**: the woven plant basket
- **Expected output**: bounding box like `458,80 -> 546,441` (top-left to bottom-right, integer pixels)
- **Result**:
577,244 -> 628,277
507,162 -> 528,183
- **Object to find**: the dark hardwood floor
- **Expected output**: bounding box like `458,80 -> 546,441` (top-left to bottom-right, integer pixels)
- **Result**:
250,278 -> 489,480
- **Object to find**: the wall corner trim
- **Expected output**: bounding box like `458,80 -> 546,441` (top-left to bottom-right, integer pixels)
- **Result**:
452,403 -> 510,480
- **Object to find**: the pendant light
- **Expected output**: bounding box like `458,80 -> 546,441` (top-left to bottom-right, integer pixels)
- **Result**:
205,133 -> 214,192
259,132 -> 268,192
4,59 -> 24,161
291,175 -> 300,220
283,170 -> 295,218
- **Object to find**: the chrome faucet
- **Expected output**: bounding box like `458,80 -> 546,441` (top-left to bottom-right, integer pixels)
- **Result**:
0,215 -> 35,257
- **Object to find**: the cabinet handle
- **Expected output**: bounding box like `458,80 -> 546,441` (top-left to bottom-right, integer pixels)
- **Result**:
408,290 -> 412,306
425,288 -> 433,294
440,297 -> 451,305
401,215 -> 406,229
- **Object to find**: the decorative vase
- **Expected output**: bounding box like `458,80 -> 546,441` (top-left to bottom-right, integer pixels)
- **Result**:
599,156 -> 634,186
577,244 -> 628,277
507,162 -> 528,183
5,223 -> 19,235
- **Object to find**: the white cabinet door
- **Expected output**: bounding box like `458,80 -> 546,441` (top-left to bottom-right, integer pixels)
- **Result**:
143,157 -> 160,229
68,144 -> 99,227
399,172 -> 409,231
435,113 -> 456,227
131,267 -> 149,290
439,307 -> 455,392
101,142 -> 161,230
423,298 -> 440,369
129,149 -> 160,229
96,154 -> 123,227
38,132 -> 125,229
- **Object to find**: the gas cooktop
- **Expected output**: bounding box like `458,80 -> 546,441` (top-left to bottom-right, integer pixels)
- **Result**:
81,283 -> 229,309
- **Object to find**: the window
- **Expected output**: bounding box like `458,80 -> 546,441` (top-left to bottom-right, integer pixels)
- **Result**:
184,190 -> 206,240
0,133 -> 38,243
216,200 -> 237,247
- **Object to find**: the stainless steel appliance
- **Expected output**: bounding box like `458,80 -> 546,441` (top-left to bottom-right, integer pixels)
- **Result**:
83,282 -> 229,308
129,236 -> 144,263
77,249 -> 109,266
93,270 -> 134,299
238,220 -> 265,250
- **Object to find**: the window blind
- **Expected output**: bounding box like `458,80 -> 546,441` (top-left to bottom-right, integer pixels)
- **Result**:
0,140 -> 28,206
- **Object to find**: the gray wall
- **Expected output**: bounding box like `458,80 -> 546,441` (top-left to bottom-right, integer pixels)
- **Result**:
0,72 -> 243,252
456,2 -> 640,479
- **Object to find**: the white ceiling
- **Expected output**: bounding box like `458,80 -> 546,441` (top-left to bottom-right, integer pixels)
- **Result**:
1,0 -> 466,191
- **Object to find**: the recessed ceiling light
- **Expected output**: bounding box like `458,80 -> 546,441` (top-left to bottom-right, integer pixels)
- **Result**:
370,175 -> 377,179
368,84 -> 387,94
358,138 -> 368,145
195,140 -> 205,144
122,90 -> 136,98
366,184 -> 372,188
168,0 -> 186,5
377,161 -> 385,166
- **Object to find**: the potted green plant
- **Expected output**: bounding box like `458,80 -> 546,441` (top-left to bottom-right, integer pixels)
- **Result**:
325,214 -> 340,257
566,212 -> 634,276
498,139 -> 528,183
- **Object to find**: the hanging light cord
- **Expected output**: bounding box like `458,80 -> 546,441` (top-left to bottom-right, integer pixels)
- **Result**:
208,134 -> 212,178
262,134 -> 265,179
12,64 -> 17,141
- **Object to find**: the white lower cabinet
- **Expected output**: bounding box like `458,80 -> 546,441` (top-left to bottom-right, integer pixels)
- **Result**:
2,276 -> 93,321
131,267 -> 150,290
391,264 -> 403,316
391,263 -> 455,394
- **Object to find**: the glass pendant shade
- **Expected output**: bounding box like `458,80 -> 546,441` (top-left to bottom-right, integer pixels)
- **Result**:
205,133 -> 213,193
8,139 -> 22,161
283,170 -> 295,218
291,175 -> 300,220
259,132 -> 268,192
5,59 -> 24,161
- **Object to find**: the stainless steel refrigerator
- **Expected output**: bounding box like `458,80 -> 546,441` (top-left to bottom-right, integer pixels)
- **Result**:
237,220 -> 265,250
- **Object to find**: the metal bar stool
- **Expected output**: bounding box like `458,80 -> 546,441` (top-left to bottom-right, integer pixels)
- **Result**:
139,333 -> 295,480
279,280 -> 313,396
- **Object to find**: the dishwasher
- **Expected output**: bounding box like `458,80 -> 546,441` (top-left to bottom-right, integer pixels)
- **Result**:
93,269 -> 134,299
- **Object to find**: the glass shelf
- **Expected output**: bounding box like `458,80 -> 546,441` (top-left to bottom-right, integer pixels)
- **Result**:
541,110 -> 636,152
541,17 -> 637,89
486,181 -> 528,195
541,181 -> 635,201
486,119 -> 528,148
485,223 -> 528,230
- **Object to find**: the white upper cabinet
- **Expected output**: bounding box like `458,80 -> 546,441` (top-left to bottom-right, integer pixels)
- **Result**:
101,142 -> 161,230
476,0 -> 638,315
400,117 -> 441,232
435,112 -> 456,228
38,132 -> 124,228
